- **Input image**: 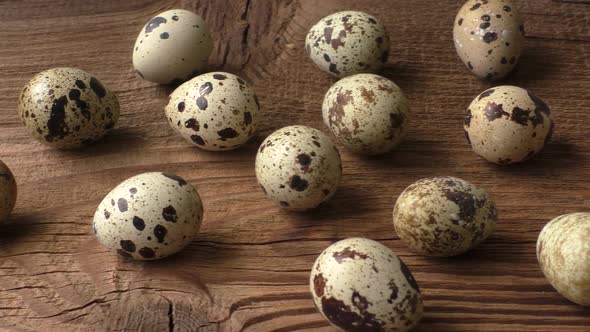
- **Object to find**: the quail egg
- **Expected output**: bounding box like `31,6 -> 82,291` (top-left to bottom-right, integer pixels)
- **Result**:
0,160 -> 16,223
464,85 -> 553,165
453,0 -> 525,80
310,237 -> 423,331
18,68 -> 119,149
322,73 -> 410,155
165,72 -> 259,151
255,125 -> 342,210
393,176 -> 497,257
93,172 -> 203,260
537,213 -> 590,306
305,11 -> 389,78
133,9 -> 213,84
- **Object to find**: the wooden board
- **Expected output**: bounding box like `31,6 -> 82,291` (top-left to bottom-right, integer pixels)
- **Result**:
0,0 -> 589,330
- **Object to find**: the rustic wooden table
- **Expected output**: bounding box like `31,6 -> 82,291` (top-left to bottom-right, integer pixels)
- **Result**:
0,0 -> 589,331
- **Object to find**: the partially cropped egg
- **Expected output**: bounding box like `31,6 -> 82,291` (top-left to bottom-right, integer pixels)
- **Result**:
255,126 -> 342,210
464,85 -> 553,165
18,68 -> 119,149
310,237 -> 423,331
305,11 -> 389,78
322,73 -> 410,155
393,176 -> 497,257
0,160 -> 17,223
453,0 -> 525,80
537,213 -> 590,306
165,72 -> 259,151
133,9 -> 213,84
93,172 -> 203,260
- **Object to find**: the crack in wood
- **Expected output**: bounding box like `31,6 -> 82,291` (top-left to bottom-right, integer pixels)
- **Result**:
168,303 -> 174,332
241,0 -> 253,69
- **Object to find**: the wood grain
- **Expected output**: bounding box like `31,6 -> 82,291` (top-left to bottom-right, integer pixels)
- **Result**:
0,0 -> 589,331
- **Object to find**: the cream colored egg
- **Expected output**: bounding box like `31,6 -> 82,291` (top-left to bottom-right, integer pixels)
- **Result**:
464,85 -> 553,165
133,9 -> 213,84
453,0 -> 525,80
93,172 -> 203,260
310,237 -> 423,331
18,68 -> 119,149
305,11 -> 389,78
0,160 -> 16,223
393,177 -> 497,257
165,72 -> 259,151
322,73 -> 410,155
255,126 -> 341,210
537,213 -> 590,306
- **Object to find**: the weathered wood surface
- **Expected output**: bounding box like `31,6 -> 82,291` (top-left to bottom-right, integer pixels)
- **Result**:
0,0 -> 589,331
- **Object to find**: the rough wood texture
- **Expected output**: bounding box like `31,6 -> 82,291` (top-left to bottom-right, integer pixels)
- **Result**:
0,0 -> 589,331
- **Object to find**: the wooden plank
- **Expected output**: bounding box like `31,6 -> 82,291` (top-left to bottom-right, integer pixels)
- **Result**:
0,0 -> 589,330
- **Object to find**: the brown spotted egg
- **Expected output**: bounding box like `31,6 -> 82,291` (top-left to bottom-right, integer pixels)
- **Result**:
93,172 -> 203,260
393,177 -> 497,257
322,73 -> 410,155
464,85 -> 553,165
18,68 -> 119,149
133,9 -> 213,84
305,11 -> 389,78
0,160 -> 16,223
537,213 -> 590,306
255,126 -> 342,210
310,238 -> 423,331
165,72 -> 259,151
453,0 -> 525,80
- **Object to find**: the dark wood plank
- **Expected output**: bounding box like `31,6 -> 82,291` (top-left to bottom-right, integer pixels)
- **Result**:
0,0 -> 589,330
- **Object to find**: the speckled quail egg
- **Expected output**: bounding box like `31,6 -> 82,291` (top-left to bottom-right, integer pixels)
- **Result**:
393,177 -> 497,257
165,72 -> 259,151
305,11 -> 389,78
255,126 -> 342,210
322,73 -> 410,155
18,68 -> 119,149
453,0 -> 525,80
310,237 -> 423,331
537,213 -> 590,306
133,9 -> 213,84
0,160 -> 16,223
93,172 -> 203,260
464,85 -> 553,165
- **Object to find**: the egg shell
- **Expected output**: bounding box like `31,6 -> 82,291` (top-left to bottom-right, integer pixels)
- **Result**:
453,0 -> 525,80
537,213 -> 590,306
133,9 -> 213,84
464,85 -> 553,165
18,68 -> 119,149
255,126 -> 342,210
0,160 -> 17,223
165,72 -> 258,151
310,237 -> 423,331
393,176 -> 497,257
305,11 -> 389,78
322,73 -> 410,155
93,172 -> 203,260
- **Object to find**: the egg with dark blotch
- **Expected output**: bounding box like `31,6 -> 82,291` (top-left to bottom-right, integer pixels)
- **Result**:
18,67 -> 119,149
165,72 -> 258,151
537,213 -> 590,306
322,73 -> 410,155
133,9 -> 213,84
93,172 -> 203,260
0,160 -> 16,223
464,85 -> 553,165
310,237 -> 424,331
453,0 -> 525,80
255,126 -> 342,211
393,177 -> 497,257
305,11 -> 389,78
